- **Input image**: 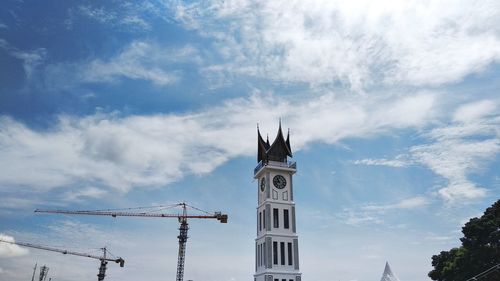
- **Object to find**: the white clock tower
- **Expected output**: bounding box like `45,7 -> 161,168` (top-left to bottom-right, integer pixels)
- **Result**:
254,123 -> 301,281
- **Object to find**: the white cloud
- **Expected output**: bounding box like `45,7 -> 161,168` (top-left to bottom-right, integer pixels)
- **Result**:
436,181 -> 488,203
411,112 -> 500,203
354,99 -> 500,203
121,15 -> 150,30
354,154 -> 410,167
424,235 -> 455,242
82,41 -> 198,85
291,91 -> 436,148
360,253 -> 382,260
339,196 -> 429,226
362,196 -> 429,212
11,48 -> 47,79
62,187 -> 107,202
358,128 -> 499,205
78,5 -> 116,23
75,5 -> 150,30
45,220 -> 117,246
0,90 -> 437,194
343,211 -> 383,226
453,100 -> 498,123
0,39 -> 46,78
0,197 -> 40,210
42,41 -> 201,89
0,234 -> 29,257
174,0 -> 500,90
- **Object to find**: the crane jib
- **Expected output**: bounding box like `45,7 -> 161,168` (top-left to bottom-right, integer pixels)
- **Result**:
34,209 -> 228,222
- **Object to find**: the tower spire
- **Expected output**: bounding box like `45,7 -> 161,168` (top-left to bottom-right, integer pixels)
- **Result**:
257,121 -> 292,163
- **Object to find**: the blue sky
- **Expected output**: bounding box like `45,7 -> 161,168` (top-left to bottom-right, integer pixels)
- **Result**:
0,1 -> 499,281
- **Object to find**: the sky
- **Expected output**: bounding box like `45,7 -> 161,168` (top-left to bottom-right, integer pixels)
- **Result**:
0,1 -> 499,281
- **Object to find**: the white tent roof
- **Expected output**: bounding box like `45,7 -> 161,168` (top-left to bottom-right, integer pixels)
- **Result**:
380,262 -> 401,281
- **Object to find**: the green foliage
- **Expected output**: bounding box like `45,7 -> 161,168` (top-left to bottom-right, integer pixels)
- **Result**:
428,200 -> 500,281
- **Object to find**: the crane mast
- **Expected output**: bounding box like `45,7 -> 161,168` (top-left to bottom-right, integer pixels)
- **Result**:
176,205 -> 189,281
97,247 -> 109,281
39,265 -> 49,281
35,202 -> 228,281
31,263 -> 38,281
0,239 -> 124,281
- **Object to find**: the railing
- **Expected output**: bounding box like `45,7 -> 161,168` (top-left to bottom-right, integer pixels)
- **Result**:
254,160 -> 296,175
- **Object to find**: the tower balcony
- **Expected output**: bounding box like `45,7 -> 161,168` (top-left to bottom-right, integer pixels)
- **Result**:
254,160 -> 297,176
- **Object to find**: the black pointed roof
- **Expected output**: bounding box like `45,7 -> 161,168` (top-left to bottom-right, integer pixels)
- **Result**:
257,123 -> 292,163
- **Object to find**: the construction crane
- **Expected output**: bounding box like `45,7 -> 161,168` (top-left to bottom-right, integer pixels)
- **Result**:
39,265 -> 49,281
35,202 -> 227,281
0,239 -> 124,281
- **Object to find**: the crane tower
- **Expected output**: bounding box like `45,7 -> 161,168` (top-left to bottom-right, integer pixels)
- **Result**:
39,265 -> 49,281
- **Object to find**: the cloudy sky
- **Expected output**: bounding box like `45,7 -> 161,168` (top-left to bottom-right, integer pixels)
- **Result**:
0,1 -> 499,281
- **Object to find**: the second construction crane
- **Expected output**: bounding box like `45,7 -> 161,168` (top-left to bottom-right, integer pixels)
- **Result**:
38,265 -> 49,281
35,202 -> 228,281
30,263 -> 50,281
0,239 -> 124,281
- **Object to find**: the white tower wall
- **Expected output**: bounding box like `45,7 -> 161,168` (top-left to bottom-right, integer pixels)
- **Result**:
254,162 -> 302,281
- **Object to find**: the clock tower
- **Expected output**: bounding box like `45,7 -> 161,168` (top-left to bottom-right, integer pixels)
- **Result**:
254,123 -> 301,281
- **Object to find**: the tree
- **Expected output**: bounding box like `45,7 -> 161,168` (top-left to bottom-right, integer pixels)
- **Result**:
428,199 -> 500,281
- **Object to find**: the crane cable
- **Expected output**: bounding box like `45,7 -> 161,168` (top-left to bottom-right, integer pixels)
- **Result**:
465,263 -> 500,281
75,203 -> 216,216
81,203 -> 181,213
184,203 -> 215,215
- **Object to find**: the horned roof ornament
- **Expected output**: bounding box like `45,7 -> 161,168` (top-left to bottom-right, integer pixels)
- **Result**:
257,121 -> 292,163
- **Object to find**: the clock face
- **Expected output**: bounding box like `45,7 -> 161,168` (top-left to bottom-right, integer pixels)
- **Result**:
260,177 -> 266,192
273,175 -> 287,189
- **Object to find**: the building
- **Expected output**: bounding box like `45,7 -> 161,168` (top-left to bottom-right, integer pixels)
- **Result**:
379,262 -> 400,281
253,123 -> 302,281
